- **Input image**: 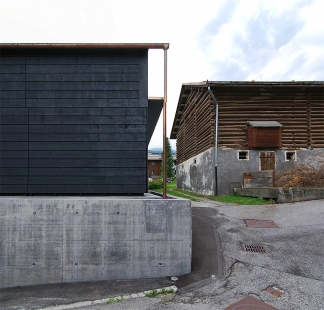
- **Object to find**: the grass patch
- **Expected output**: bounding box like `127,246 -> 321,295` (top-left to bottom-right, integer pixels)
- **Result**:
208,195 -> 270,205
151,182 -> 270,205
145,287 -> 174,298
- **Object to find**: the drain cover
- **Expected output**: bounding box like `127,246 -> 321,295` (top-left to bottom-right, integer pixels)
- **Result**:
224,296 -> 278,309
243,244 -> 268,253
245,219 -> 278,228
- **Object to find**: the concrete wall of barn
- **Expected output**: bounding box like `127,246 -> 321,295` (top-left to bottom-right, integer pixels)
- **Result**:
0,197 -> 191,288
176,147 -> 324,196
176,148 -> 216,196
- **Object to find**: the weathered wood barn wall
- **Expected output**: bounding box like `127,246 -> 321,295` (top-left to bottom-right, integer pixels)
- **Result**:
171,81 -> 324,195
0,44 -> 158,195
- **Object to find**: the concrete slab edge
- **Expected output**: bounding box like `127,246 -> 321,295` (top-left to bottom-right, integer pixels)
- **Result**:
40,286 -> 178,310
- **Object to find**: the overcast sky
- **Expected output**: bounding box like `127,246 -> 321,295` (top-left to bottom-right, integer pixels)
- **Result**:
1,0 -> 323,150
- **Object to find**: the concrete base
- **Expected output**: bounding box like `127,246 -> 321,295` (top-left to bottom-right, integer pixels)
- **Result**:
234,187 -> 324,203
0,194 -> 191,288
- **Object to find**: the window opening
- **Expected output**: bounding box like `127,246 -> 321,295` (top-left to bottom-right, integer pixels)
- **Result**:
285,151 -> 296,161
238,151 -> 249,160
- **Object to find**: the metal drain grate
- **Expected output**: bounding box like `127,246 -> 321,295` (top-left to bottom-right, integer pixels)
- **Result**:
243,244 -> 268,253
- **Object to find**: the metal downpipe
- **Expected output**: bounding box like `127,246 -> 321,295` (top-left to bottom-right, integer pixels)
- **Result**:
163,47 -> 168,199
207,85 -> 219,196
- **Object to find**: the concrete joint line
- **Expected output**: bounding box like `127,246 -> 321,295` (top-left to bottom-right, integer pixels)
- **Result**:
40,286 -> 178,310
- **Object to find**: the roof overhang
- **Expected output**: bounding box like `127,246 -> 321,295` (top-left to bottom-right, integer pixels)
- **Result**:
0,43 -> 169,50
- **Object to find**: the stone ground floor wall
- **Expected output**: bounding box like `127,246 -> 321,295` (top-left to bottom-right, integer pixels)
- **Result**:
0,196 -> 191,288
218,148 -> 324,195
176,148 -> 216,196
176,147 -> 324,196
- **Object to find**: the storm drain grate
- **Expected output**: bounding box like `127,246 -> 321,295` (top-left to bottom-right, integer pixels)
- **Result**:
243,244 -> 268,253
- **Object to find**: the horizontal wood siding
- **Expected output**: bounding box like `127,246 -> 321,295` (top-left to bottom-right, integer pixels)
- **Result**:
0,56 -> 28,193
176,84 -> 323,164
0,49 -> 148,194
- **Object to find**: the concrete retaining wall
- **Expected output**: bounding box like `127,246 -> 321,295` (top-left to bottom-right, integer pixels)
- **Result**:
0,196 -> 191,288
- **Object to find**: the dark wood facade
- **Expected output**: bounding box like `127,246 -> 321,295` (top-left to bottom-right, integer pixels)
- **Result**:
0,45 -> 151,194
171,82 -> 324,164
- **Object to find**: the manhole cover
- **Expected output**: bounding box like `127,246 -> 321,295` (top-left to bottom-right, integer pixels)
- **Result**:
243,244 -> 268,254
245,219 -> 278,228
224,296 -> 278,309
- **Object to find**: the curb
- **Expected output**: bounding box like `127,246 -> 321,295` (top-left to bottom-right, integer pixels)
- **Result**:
41,285 -> 178,310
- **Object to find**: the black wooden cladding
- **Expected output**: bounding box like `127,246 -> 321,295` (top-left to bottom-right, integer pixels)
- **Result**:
0,48 -> 148,194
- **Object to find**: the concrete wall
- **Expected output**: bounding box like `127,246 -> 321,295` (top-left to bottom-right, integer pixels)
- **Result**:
176,147 -> 324,196
218,148 -> 324,195
0,196 -> 191,288
176,147 -> 216,195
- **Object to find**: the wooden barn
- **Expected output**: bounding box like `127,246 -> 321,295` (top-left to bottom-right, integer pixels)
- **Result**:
170,81 -> 324,196
0,43 -> 166,195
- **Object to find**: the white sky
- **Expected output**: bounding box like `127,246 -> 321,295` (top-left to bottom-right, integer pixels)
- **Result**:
1,0 -> 323,150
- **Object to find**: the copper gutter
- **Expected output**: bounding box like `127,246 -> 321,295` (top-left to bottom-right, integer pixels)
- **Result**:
0,43 -> 169,50
163,45 -> 169,199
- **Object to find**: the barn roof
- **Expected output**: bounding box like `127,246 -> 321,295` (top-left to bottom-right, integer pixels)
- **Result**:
170,81 -> 323,139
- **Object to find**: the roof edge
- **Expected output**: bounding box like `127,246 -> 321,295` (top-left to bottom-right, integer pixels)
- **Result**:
0,43 -> 169,50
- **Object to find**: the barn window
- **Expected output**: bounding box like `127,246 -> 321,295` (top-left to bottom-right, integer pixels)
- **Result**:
285,151 -> 296,161
238,151 -> 249,160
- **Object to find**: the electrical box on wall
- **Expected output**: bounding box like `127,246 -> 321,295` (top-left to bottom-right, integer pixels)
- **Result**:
247,121 -> 283,148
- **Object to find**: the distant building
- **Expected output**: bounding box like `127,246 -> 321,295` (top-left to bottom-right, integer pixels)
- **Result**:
147,150 -> 176,179
171,81 -> 324,195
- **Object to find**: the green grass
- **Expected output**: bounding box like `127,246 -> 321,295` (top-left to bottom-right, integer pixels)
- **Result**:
152,182 -> 271,204
208,195 -> 270,205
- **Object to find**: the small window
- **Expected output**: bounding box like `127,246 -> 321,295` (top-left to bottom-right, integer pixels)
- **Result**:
151,170 -> 155,175
238,151 -> 249,160
151,161 -> 155,165
285,151 -> 296,161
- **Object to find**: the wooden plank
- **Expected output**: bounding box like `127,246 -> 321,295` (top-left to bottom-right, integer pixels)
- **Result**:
0,125 -> 28,134
0,142 -> 28,151
29,124 -> 146,134
0,134 -> 28,141
0,99 -> 25,107
28,107 -> 146,116
0,185 -> 27,194
29,158 -> 146,168
29,141 -> 146,151
0,81 -> 25,90
26,81 -> 139,91
0,91 -> 25,99
0,115 -> 28,124
0,108 -> 28,115
0,57 -> 25,64
28,115 -> 146,125
0,74 -> 25,82
28,167 -> 145,176
0,159 -> 28,167
26,90 -> 139,99
29,133 -> 146,142
0,176 -> 28,184
26,55 -> 140,65
0,151 -> 28,159
26,98 -> 143,108
0,64 -> 25,73
28,175 -> 146,185
26,73 -> 139,82
29,150 -> 146,159
0,168 -> 28,175
27,184 -> 146,194
26,64 -> 139,74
